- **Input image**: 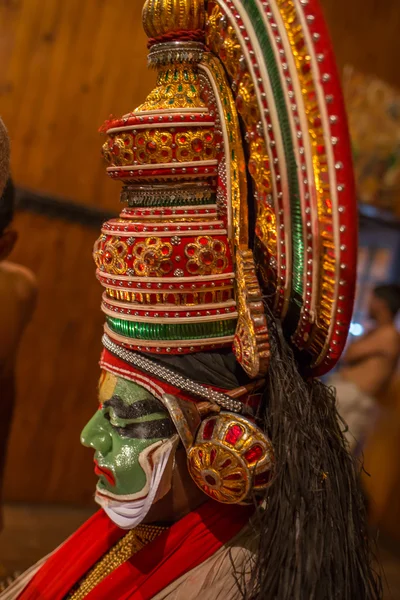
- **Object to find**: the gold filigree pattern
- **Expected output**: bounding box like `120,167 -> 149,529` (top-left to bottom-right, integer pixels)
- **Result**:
93,238 -> 128,275
206,4 -> 275,260
200,54 -> 248,246
137,66 -> 206,111
233,250 -> 270,378
276,0 -> 335,358
132,238 -> 173,277
187,412 -> 274,504
184,235 -> 227,275
175,129 -> 216,162
105,287 -> 235,306
142,0 -> 205,38
102,127 -> 218,167
67,524 -> 167,599
256,201 -> 277,256
188,442 -> 250,503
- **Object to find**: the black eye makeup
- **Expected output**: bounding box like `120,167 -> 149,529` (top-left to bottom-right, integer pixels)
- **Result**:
103,395 -> 175,439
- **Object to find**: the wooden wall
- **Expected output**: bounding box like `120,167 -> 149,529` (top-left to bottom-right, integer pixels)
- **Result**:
0,0 -> 155,210
4,212 -> 101,504
321,0 -> 400,89
1,0 -> 400,505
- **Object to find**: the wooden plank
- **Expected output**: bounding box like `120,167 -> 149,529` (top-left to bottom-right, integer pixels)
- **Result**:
0,0 -> 155,210
1,0 -> 400,211
3,212 -> 101,504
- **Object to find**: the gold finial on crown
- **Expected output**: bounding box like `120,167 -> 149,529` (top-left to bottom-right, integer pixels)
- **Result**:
142,0 -> 205,40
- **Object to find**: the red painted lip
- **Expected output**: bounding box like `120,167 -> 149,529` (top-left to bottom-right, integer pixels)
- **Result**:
94,460 -> 116,487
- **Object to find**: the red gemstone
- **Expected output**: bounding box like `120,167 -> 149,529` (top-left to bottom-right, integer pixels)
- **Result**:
244,444 -> 264,464
254,470 -> 272,487
203,419 -> 216,440
144,250 -> 157,266
210,448 -> 217,464
225,424 -> 244,446
205,474 -> 217,486
224,473 -> 241,481
192,138 -> 204,153
201,250 -> 214,266
104,251 -> 113,264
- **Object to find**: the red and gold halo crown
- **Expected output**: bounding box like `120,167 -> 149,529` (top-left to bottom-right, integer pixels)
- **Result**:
94,0 -> 357,380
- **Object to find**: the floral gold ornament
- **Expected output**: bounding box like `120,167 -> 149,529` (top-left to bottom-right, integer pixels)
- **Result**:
137,68 -> 206,111
93,238 -> 128,275
233,250 -> 270,377
187,412 -> 274,504
96,0 -> 356,373
102,127 -> 218,168
132,238 -> 174,277
11,2 -> 377,599
185,236 -> 228,275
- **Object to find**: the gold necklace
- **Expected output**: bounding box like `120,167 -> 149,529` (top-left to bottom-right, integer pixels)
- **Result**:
66,523 -> 167,600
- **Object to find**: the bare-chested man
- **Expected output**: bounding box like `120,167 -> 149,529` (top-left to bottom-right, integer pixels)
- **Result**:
332,284 -> 400,453
0,119 -> 37,527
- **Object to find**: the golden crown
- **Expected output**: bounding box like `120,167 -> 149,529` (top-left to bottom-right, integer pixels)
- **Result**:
95,0 -> 357,379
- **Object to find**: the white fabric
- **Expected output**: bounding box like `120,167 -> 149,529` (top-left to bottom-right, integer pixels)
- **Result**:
152,523 -> 256,600
330,373 -> 379,454
96,436 -> 178,530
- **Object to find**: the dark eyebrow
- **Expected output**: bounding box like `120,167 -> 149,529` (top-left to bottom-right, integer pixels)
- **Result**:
111,419 -> 176,440
103,395 -> 166,420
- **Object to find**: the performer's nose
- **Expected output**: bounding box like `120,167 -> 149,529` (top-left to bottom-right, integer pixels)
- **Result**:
81,410 -> 112,455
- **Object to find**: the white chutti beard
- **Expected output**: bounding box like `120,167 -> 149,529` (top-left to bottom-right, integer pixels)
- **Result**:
95,435 -> 179,530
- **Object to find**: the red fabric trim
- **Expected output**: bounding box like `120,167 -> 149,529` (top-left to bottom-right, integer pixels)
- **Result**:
18,502 -> 252,600
17,509 -> 125,600
100,349 -> 205,404
302,0 -> 357,376
147,29 -> 205,49
100,348 -> 260,411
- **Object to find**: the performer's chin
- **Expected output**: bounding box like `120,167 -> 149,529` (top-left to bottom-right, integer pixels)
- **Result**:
95,483 -> 148,504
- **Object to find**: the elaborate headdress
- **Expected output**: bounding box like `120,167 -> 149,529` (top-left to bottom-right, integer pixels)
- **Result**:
93,1 -> 380,597
96,0 -> 356,377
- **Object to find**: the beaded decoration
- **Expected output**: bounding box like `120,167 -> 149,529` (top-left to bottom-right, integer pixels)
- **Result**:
95,0 -> 356,378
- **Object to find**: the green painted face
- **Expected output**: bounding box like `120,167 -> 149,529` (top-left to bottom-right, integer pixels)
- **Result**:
81,371 -> 176,500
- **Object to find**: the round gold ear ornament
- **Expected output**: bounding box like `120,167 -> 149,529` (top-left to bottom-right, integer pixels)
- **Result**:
187,412 -> 274,504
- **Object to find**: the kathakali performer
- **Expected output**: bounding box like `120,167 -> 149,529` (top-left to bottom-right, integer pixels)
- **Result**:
3,0 -> 382,598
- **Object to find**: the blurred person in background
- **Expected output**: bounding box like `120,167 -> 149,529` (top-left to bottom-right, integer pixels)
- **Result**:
0,119 -> 37,529
331,284 -> 400,454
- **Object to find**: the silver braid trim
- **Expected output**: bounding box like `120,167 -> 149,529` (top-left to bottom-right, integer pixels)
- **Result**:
102,333 -> 244,413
